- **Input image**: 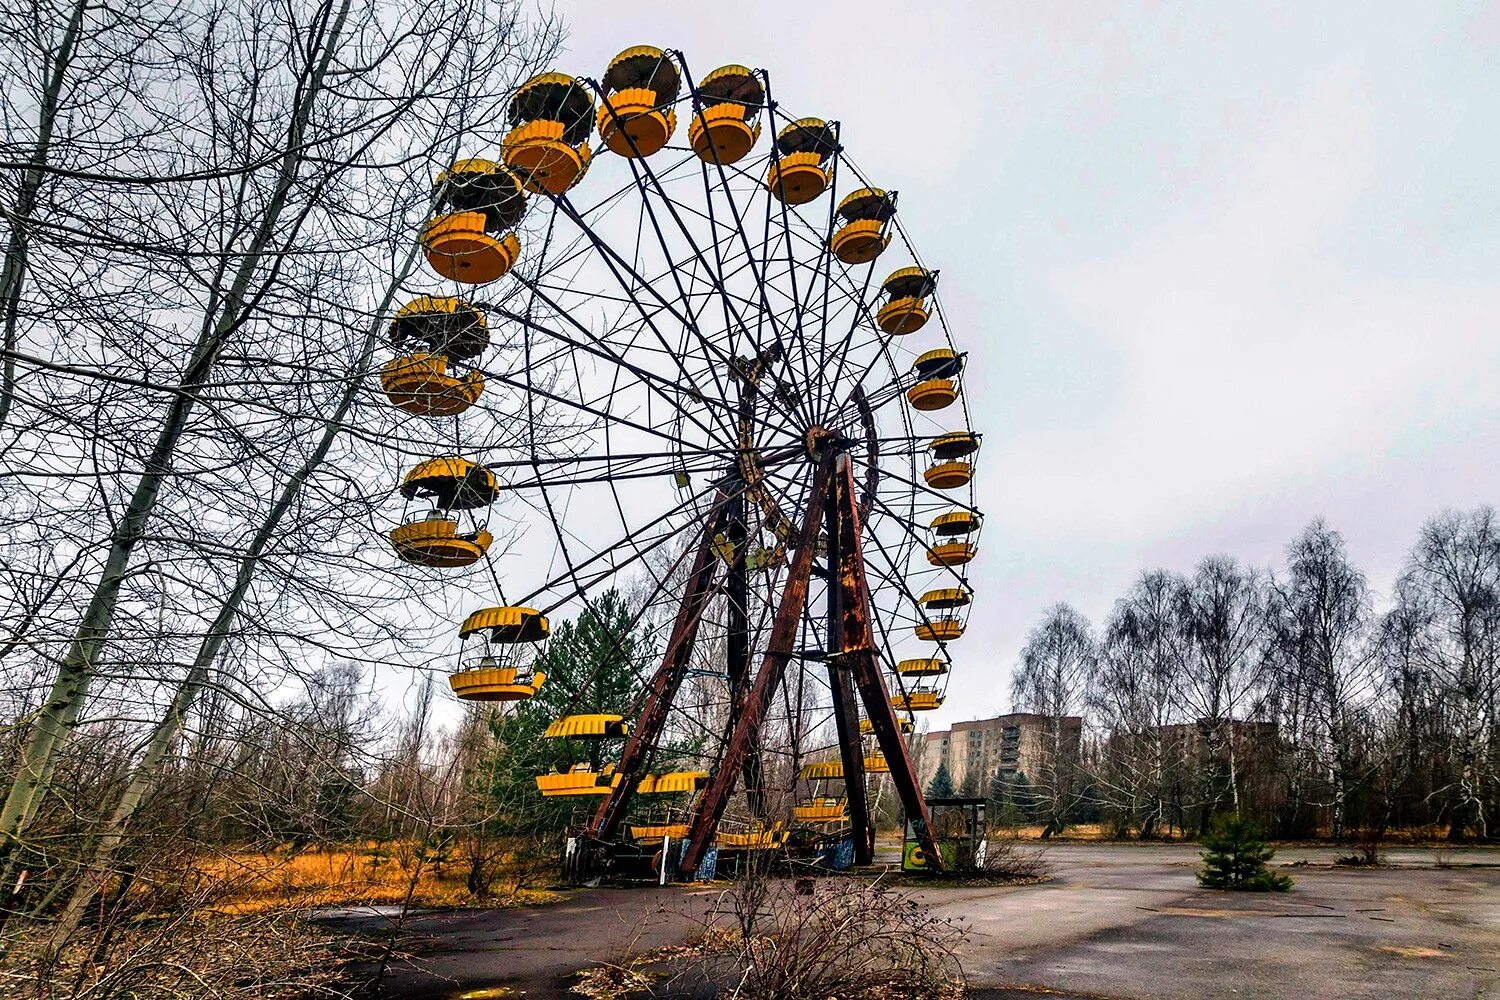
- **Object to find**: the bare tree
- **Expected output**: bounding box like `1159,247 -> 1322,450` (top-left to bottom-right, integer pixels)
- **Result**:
1265,520 -> 1378,839
1090,570 -> 1188,837
0,0 -> 552,861
1012,602 -> 1095,837
1400,507 -> 1500,838
1173,556 -> 1269,831
1373,577 -> 1438,830
0,0 -> 565,971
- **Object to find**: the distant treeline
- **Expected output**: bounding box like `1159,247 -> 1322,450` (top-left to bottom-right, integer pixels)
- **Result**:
990,506 -> 1499,842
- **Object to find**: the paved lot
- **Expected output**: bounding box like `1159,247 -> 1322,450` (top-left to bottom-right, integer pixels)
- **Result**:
937,845 -> 1500,1000
329,885 -> 716,998
326,844 -> 1500,999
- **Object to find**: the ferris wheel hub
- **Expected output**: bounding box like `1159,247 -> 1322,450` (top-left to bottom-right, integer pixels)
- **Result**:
803,424 -> 844,462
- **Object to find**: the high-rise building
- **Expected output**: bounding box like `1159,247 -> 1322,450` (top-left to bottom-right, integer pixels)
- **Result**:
919,713 -> 1083,794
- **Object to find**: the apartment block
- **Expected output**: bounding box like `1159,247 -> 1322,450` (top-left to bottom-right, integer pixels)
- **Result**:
919,713 -> 1083,794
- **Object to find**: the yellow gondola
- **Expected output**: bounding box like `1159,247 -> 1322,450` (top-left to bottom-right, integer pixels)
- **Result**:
829,187 -> 895,264
388,295 -> 490,358
631,770 -> 704,843
381,354 -> 485,417
792,796 -> 848,823
895,688 -> 945,712
924,431 -> 979,490
906,348 -> 964,412
460,605 -> 549,641
540,716 -> 629,799
543,714 -> 630,739
767,118 -> 837,205
382,297 -> 490,416
920,586 -> 972,610
399,457 -> 500,510
388,510 -> 493,568
422,160 -> 528,283
876,266 -> 937,334
535,762 -> 622,797
689,64 -> 763,164
915,586 -> 970,642
927,509 -> 980,566
896,657 -> 949,677
914,619 -> 966,642
715,823 -> 787,850
798,757 -> 891,779
504,72 -> 595,195
390,459 -> 499,566
636,770 -> 708,794
598,46 -> 681,157
800,760 -> 843,780
448,606 -> 549,701
858,716 -> 915,735
630,823 -> 690,843
449,662 -> 546,701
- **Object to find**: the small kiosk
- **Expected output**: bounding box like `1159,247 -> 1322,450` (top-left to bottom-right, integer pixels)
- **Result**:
903,796 -> 987,872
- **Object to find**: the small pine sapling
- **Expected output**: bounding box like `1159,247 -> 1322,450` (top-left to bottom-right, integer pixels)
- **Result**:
1198,813 -> 1293,891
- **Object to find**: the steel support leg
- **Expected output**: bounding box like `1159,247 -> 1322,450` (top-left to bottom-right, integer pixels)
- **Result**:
825,463 -> 872,863
679,458 -> 832,873
592,493 -> 731,841
724,492 -> 765,818
829,456 -> 944,871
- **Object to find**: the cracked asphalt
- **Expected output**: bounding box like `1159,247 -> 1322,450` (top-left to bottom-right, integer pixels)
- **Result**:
935,845 -> 1500,1000
322,844 -> 1500,999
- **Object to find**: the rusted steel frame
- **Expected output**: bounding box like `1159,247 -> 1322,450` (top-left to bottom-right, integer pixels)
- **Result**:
680,457 -> 833,873
592,491 -> 732,840
724,492 -> 766,818
826,460 -> 872,863
830,456 -> 944,870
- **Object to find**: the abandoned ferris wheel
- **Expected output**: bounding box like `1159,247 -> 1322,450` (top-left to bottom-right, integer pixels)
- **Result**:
377,46 -> 981,874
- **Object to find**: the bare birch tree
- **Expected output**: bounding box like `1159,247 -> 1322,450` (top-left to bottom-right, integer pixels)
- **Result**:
1400,507 -> 1500,838
1173,556 -> 1269,831
0,0 -> 563,953
1012,602 -> 1096,837
1265,520 -> 1378,839
1090,570 -> 1188,837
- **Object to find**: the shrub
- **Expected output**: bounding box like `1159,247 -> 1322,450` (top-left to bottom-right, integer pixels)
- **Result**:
1333,827 -> 1386,868
711,868 -> 967,999
978,838 -> 1053,883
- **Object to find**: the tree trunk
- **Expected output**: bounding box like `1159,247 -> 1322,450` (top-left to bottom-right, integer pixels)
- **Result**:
0,0 -> 88,431
0,0 -> 353,870
45,237 -> 411,954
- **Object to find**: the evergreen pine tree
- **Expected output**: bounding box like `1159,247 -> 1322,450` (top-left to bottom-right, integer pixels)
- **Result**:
1198,813 -> 1293,891
927,760 -> 955,798
987,769 -> 1027,828
484,589 -> 654,833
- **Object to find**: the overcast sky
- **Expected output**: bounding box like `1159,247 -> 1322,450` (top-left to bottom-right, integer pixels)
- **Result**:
548,1 -> 1500,726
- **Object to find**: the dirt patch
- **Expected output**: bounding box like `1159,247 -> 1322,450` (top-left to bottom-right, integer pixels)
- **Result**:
1374,944 -> 1446,959
1158,906 -> 1244,918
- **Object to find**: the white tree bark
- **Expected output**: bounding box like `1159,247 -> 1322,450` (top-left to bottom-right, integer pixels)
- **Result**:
45,235 -> 418,952
0,0 -> 355,864
0,0 -> 88,431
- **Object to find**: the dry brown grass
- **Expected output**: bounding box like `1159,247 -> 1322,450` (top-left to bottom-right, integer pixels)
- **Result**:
876,823 -> 1112,844
1006,822 -> 1112,841
191,841 -> 562,914
4,909 -> 363,1000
